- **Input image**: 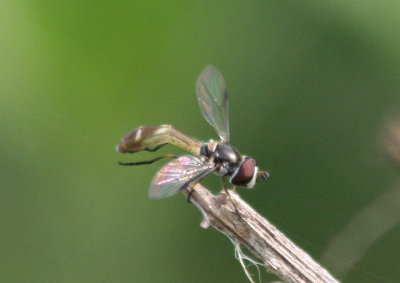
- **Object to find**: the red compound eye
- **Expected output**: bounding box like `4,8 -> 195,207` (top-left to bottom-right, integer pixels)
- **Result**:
231,157 -> 256,187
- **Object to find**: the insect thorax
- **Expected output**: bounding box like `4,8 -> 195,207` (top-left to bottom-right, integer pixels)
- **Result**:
200,140 -> 241,175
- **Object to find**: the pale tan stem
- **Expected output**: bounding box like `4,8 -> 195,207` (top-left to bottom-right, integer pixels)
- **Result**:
185,184 -> 339,283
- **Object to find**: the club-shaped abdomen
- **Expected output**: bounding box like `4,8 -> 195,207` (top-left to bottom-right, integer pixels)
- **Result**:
116,124 -> 202,156
230,156 -> 258,188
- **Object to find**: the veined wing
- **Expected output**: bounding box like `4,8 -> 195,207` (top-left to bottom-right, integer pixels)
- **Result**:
196,66 -> 230,142
149,155 -> 215,199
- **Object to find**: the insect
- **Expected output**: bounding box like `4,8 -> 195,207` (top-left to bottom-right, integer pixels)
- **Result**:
117,66 -> 269,199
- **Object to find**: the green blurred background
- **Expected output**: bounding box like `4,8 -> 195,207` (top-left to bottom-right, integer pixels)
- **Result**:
2,1 -> 400,282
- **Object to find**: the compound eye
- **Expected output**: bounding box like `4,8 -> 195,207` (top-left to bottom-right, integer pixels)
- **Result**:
231,157 -> 256,187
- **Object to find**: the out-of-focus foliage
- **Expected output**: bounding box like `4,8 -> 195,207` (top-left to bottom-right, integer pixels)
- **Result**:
2,1 -> 400,282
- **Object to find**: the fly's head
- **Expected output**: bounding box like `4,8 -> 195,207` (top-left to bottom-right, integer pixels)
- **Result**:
229,156 -> 269,188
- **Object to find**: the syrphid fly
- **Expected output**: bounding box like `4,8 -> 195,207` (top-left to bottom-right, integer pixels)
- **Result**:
117,66 -> 268,199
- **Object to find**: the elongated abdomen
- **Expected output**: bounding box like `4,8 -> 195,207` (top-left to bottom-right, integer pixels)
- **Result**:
117,125 -> 202,156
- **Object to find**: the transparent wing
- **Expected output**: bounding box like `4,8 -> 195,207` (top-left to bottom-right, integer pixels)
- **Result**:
149,155 -> 215,199
196,66 -> 230,142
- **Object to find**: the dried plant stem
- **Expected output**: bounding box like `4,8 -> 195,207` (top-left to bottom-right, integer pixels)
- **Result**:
185,184 -> 339,283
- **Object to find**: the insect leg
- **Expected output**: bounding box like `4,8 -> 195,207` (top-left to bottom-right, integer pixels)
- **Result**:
186,184 -> 196,203
221,177 -> 247,224
183,166 -> 216,203
222,177 -> 237,203
143,143 -> 168,152
118,154 -> 177,166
